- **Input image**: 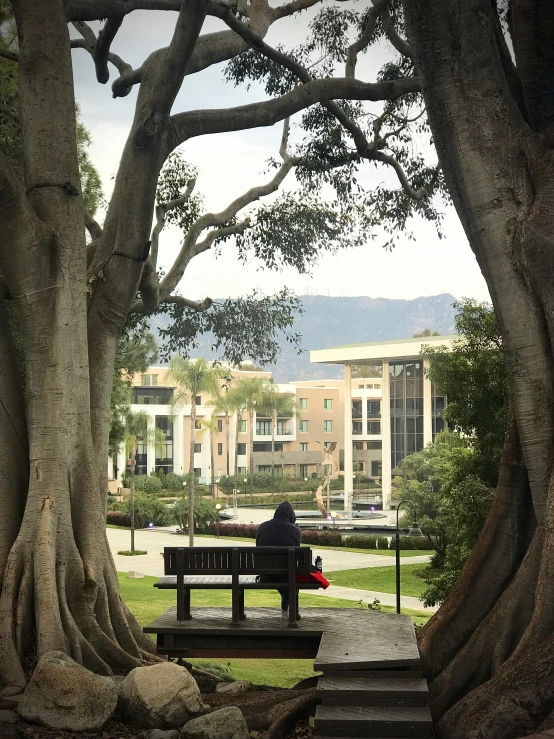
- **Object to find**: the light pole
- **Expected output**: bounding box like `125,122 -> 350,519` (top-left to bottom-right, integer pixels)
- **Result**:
394,500 -> 423,614
215,503 -> 221,538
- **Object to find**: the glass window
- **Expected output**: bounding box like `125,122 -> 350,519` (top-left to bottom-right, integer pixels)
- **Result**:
194,419 -> 201,429
432,381 -> 448,440
141,374 -> 158,386
367,421 -> 381,435
256,420 -> 272,435
367,400 -> 381,417
353,441 -> 364,450
239,419 -> 247,433
193,467 -> 202,477
217,443 -> 223,456
132,387 -> 173,404
195,396 -> 202,405
300,420 -> 309,432
299,398 -> 308,410
300,442 -> 308,452
258,465 -> 272,473
352,400 -> 363,418
324,441 -> 332,450
300,464 -> 309,478
237,466 -> 247,474
324,420 -> 333,432
217,419 -> 223,432
367,441 -> 382,449
352,421 -> 363,435
324,399 -> 333,411
371,460 -> 382,477
155,416 -> 173,474
194,443 -> 202,453
237,443 -> 247,456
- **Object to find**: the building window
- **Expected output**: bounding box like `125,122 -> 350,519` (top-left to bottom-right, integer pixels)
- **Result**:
324,441 -> 332,450
239,420 -> 247,433
194,443 -> 202,453
253,441 -> 283,452
300,442 -> 308,452
432,382 -> 447,440
195,396 -> 202,405
300,420 -> 309,432
324,463 -> 333,475
218,443 -> 223,456
193,468 -> 202,477
352,399 -> 362,419
367,421 -> 381,435
194,419 -> 201,429
367,441 -> 382,450
390,361 -> 424,470
256,419 -> 272,435
237,466 -> 247,475
300,464 -> 309,478
237,443 -> 247,456
353,441 -> 364,450
299,398 -> 308,411
141,374 -> 158,386
217,419 -> 223,432
323,420 -> 333,433
258,465 -> 272,473
324,399 -> 333,411
276,420 -> 293,435
371,460 -> 382,477
132,387 -> 173,405
367,400 -> 381,417
135,441 -> 147,476
352,421 -> 363,435
155,416 -> 173,474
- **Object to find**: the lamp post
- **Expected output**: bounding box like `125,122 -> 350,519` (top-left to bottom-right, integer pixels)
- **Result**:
394,500 -> 423,614
215,503 -> 221,538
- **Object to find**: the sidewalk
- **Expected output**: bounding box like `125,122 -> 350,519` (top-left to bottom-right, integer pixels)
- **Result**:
312,585 -> 437,612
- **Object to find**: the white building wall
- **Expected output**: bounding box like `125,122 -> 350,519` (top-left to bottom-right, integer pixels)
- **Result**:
380,361 -> 392,510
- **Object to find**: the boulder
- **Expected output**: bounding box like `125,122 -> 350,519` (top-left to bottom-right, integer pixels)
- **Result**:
215,680 -> 253,695
0,687 -> 23,698
18,652 -> 117,732
181,706 -> 249,739
0,710 -> 17,724
120,662 -> 203,729
141,731 -> 181,739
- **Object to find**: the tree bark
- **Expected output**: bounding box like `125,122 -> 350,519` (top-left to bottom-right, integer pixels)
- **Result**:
402,1 -> 554,735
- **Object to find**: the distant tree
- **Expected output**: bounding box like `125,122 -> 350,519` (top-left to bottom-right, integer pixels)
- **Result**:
413,328 -> 441,337
233,377 -> 267,497
351,365 -> 383,379
259,386 -> 302,495
199,416 -> 219,497
168,357 -> 227,545
209,389 -> 236,478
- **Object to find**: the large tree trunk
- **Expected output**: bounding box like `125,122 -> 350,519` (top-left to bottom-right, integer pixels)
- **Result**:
402,1 -> 554,736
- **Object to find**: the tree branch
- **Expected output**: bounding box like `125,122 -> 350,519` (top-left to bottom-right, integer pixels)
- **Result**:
150,178 -> 196,268
94,17 -> 124,83
84,209 -> 103,241
71,22 -> 133,81
372,150 -> 439,200
138,257 -> 160,311
381,4 -> 414,59
161,295 -> 214,311
345,0 -> 386,78
271,0 -> 322,20
0,49 -> 19,63
66,0 -> 182,20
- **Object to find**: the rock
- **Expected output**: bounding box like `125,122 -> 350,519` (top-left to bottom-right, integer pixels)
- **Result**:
141,731 -> 181,739
0,687 -> 23,697
181,706 -> 249,739
128,571 -> 145,578
120,662 -> 203,729
0,710 -> 17,724
215,680 -> 253,694
18,652 -> 117,732
0,695 -> 21,709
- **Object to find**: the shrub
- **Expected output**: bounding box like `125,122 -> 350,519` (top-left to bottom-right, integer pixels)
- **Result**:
121,493 -> 172,527
134,475 -> 163,494
344,535 -> 378,550
164,472 -> 188,492
377,536 -> 390,550
107,511 -> 131,527
117,550 -> 147,556
174,497 -> 219,532
390,535 -> 434,550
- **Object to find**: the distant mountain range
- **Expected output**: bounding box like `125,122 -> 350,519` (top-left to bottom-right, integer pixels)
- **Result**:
150,293 -> 458,383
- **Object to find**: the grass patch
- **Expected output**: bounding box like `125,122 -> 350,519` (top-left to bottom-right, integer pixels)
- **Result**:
107,524 -> 130,530
117,550 -> 148,556
328,563 -> 427,598
118,572 -> 431,687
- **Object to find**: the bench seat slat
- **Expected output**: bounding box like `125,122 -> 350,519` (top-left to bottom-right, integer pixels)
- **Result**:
154,575 -> 320,590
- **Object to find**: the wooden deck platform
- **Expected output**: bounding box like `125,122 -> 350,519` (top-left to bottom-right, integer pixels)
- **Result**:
144,606 -> 421,666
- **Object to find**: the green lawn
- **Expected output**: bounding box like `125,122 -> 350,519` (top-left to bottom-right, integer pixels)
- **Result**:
327,563 -> 427,598
119,572 -> 430,687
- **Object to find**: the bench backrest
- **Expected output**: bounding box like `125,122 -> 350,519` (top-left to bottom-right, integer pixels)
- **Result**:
164,546 -> 311,576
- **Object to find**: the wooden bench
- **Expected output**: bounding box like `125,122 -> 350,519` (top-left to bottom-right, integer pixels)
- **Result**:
155,546 -> 321,628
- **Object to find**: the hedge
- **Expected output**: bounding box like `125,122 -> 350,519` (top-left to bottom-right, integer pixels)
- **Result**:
107,511 -> 131,527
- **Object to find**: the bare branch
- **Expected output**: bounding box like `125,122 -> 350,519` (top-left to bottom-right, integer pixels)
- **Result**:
381,4 -> 414,59
194,219 -> 251,256
150,178 -> 196,268
147,0 -> 210,118
0,104 -> 19,124
372,150 -> 439,200
170,76 -> 420,146
346,0 -> 386,78
272,0 -> 322,20
161,295 -> 214,311
0,49 -> 18,63
84,209 -> 103,241
66,0 -> 182,20
94,17 -> 124,83
138,258 -> 160,311
71,22 -> 133,81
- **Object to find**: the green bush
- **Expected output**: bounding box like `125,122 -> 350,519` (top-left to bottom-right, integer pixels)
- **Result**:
122,493 -> 172,527
377,536 -> 390,550
134,475 -> 163,494
163,472 -> 188,492
344,534 -> 378,550
173,497 -> 219,532
217,474 -> 319,496
390,535 -> 434,550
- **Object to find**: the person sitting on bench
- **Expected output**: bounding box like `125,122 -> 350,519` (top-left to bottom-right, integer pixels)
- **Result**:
256,501 -> 301,614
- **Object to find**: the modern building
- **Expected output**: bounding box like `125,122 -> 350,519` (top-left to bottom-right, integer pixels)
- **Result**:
310,335 -> 456,510
113,366 -> 369,485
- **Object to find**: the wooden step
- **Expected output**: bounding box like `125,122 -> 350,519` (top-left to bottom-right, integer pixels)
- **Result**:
318,676 -> 429,706
314,705 -> 433,738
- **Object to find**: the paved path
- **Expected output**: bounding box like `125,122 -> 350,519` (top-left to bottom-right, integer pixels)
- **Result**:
108,526 -> 435,613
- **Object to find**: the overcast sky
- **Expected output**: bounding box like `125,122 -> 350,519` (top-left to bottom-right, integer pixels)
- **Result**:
72,5 -> 490,304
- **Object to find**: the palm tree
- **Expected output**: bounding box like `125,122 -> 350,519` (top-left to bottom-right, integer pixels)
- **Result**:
233,377 -> 267,497
199,416 -> 219,498
167,357 -> 226,546
259,386 -> 302,496
209,389 -> 235,478
124,411 -> 166,554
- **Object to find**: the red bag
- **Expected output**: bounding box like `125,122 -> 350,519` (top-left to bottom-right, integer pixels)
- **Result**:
295,571 -> 330,589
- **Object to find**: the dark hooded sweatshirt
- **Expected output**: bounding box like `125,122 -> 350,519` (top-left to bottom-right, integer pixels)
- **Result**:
256,501 -> 301,547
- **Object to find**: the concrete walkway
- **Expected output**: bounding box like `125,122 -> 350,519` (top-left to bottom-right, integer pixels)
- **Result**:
107,526 -> 435,613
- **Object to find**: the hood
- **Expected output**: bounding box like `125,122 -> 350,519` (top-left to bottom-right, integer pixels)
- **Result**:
274,501 -> 296,524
